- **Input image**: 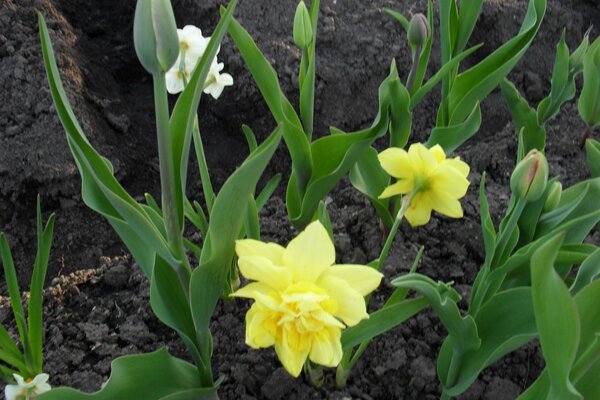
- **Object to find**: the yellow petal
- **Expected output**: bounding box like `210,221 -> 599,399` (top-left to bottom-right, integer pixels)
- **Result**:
431,166 -> 470,198
379,180 -> 413,199
378,148 -> 411,178
275,329 -> 310,377
236,239 -> 285,265
429,192 -> 464,219
446,157 -> 470,177
404,192 -> 432,227
231,282 -> 275,300
430,144 -> 446,163
245,303 -> 276,348
238,255 -> 292,291
309,327 -> 343,367
408,143 -> 436,174
283,221 -> 334,282
317,275 -> 368,326
321,265 -> 382,296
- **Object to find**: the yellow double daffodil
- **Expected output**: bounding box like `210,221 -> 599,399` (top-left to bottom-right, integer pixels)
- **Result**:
378,143 -> 470,227
232,221 -> 382,377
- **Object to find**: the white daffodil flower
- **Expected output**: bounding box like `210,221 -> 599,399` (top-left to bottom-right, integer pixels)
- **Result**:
204,60 -> 234,99
177,25 -> 209,63
5,373 -> 51,400
165,24 -> 233,98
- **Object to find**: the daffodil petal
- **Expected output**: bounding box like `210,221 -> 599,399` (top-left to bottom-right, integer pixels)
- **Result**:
245,303 -> 276,348
378,148 -> 411,178
309,327 -> 343,367
430,144 -> 446,163
408,143 -> 436,173
5,385 -> 22,400
446,157 -> 470,177
283,221 -> 334,282
232,282 -> 275,304
236,240 -> 285,265
322,265 -> 382,296
379,181 -> 411,199
317,275 -> 368,326
432,166 -> 470,198
429,192 -> 464,218
405,193 -> 432,227
275,330 -> 310,377
238,255 -> 292,291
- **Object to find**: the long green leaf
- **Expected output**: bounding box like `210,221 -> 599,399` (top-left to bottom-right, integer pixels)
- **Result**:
447,0 -> 546,124
190,127 -> 282,333
531,234 -> 581,399
28,200 -> 55,373
341,297 -> 428,350
38,349 -> 209,400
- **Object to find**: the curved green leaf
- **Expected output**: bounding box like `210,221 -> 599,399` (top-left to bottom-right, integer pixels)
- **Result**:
38,349 -> 209,400
447,0 -> 546,124
426,102 -> 481,153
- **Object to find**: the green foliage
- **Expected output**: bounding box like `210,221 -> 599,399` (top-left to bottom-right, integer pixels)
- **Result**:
585,138 -> 600,177
579,37 -> 600,128
38,349 -> 217,400
0,197 -> 55,381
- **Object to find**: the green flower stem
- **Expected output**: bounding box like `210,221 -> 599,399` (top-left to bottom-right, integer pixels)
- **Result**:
376,191 -> 415,272
336,191 -> 416,387
193,117 -> 215,213
152,73 -> 192,292
406,45 -> 422,93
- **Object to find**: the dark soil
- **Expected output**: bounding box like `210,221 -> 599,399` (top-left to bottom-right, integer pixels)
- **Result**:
1,0 -> 599,398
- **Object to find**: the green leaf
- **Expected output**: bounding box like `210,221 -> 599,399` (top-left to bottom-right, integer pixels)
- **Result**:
0,234 -> 28,362
255,173 -> 282,211
299,0 -> 320,136
190,127 -> 282,333
383,8 -> 409,31
578,37 -> 600,127
39,14 -> 175,276
287,63 -> 402,228
584,138 -> 600,178
410,44 -> 482,109
500,78 -> 546,153
244,195 -> 260,240
454,0 -> 483,56
349,147 -> 392,228
316,201 -> 333,241
241,124 -> 258,153
531,233 -> 582,400
341,297 -> 428,350
426,102 -> 481,153
440,288 -> 537,396
28,199 -> 55,373
38,349 -> 211,400
392,274 -> 480,357
447,0 -> 546,124
537,31 -> 577,125
150,257 -> 204,372
227,14 -> 312,189
570,248 -> 600,294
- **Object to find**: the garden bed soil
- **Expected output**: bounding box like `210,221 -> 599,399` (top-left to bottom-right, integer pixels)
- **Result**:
1,0 -> 599,398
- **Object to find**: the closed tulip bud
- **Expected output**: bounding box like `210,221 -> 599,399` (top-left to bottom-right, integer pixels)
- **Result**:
510,150 -> 549,203
133,0 -> 180,75
407,13 -> 429,48
543,181 -> 562,212
293,1 -> 313,49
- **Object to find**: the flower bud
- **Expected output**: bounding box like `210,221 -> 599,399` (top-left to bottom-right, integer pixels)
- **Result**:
510,150 -> 549,203
407,13 -> 429,48
133,0 -> 180,75
293,1 -> 313,49
542,181 -> 562,212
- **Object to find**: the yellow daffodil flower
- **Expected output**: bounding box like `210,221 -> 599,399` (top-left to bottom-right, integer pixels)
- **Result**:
232,221 -> 383,377
378,143 -> 470,227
